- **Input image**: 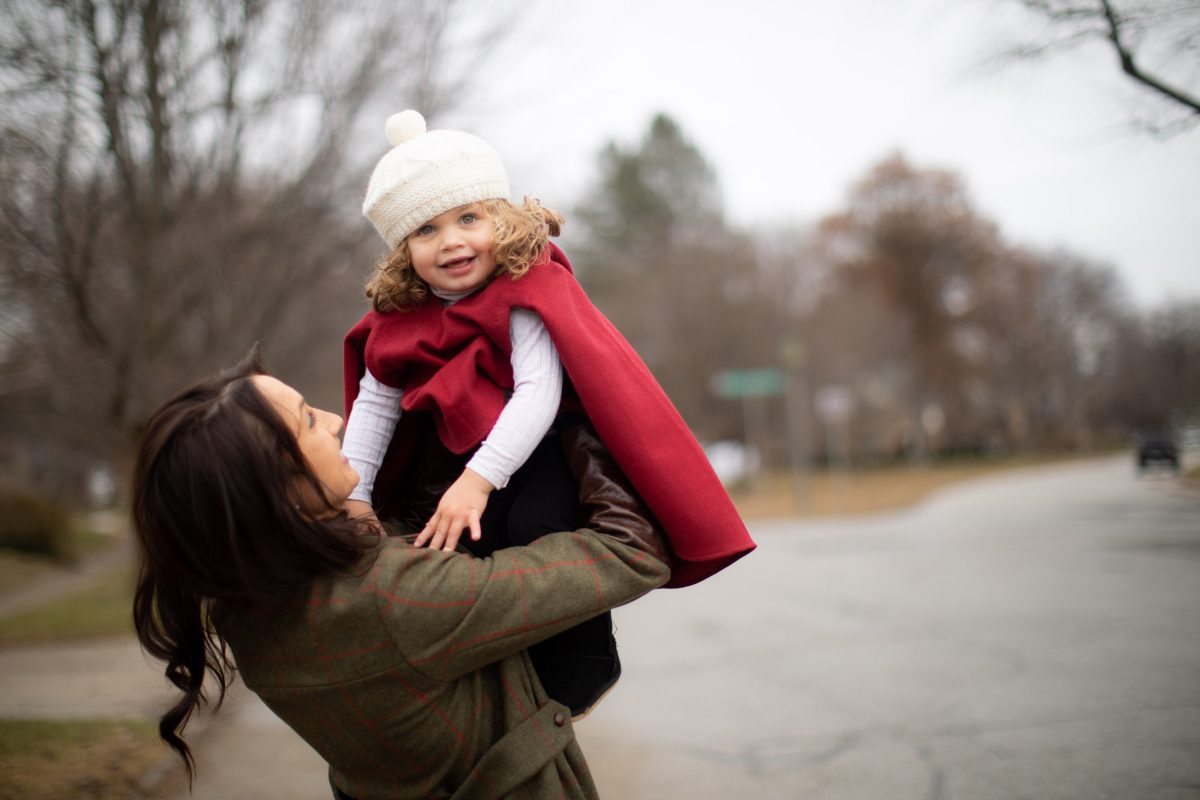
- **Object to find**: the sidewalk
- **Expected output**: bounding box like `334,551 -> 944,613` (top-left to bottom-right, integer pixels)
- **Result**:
0,637 -> 171,721
0,516 -> 156,721
148,685 -> 330,800
0,525 -> 330,798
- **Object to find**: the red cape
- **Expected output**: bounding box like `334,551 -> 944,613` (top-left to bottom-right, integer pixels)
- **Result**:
344,243 -> 754,587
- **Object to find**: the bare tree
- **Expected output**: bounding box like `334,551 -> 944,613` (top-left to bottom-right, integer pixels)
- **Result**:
991,0 -> 1200,134
569,114 -> 788,442
800,152 -> 1147,455
1137,299 -> 1200,424
0,0 -> 520,493
810,153 -> 1009,451
983,248 -> 1133,448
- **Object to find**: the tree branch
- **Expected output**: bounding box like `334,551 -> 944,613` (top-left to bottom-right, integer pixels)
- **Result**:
140,0 -> 174,220
80,0 -> 142,213
1099,0 -> 1200,115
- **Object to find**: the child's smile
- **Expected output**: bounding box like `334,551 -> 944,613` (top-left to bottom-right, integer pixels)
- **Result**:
439,255 -> 481,275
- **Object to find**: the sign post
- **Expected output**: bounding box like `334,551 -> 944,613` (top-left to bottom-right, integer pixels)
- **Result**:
711,368 -> 784,488
711,368 -> 784,399
779,340 -> 810,512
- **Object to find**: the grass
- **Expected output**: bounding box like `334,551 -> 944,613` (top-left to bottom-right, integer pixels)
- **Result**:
0,718 -> 164,800
69,522 -> 126,559
729,452 -> 1101,519
0,522 -> 123,595
0,564 -> 135,645
0,551 -> 62,597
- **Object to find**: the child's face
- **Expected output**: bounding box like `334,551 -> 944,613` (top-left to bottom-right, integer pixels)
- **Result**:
406,202 -> 497,295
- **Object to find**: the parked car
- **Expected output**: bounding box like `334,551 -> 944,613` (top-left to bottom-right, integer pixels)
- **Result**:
1136,430 -> 1179,472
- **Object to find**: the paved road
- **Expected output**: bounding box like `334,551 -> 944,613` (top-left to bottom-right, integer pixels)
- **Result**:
3,454 -> 1197,799
578,455 -> 1200,799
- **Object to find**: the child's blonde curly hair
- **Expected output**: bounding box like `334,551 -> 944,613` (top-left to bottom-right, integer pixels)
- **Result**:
365,197 -> 564,313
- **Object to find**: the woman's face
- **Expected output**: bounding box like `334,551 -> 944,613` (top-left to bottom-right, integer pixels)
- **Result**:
252,375 -> 359,511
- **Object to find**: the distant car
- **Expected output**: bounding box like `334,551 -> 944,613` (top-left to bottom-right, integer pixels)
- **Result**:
1137,431 -> 1179,472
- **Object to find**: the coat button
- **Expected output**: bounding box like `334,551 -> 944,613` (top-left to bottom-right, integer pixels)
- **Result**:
553,712 -> 566,726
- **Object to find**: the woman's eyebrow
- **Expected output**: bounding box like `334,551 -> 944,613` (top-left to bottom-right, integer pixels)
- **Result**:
295,396 -> 307,432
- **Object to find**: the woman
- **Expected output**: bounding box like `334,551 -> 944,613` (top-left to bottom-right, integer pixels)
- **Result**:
131,350 -> 672,799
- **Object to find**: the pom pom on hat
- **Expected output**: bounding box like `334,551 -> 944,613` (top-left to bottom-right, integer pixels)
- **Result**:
363,110 -> 510,248
385,110 -> 427,146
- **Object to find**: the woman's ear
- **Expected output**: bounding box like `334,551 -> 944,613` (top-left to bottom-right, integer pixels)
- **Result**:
291,479 -> 326,517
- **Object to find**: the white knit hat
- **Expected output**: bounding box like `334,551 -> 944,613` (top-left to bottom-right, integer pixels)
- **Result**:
362,110 -> 510,248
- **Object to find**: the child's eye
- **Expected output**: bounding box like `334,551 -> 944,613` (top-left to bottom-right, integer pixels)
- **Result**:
416,224 -> 435,236
461,213 -> 477,224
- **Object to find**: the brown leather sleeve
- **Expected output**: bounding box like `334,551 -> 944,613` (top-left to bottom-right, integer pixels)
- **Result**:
560,423 -> 674,570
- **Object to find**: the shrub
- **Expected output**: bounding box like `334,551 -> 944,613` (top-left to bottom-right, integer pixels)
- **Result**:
0,490 -> 73,561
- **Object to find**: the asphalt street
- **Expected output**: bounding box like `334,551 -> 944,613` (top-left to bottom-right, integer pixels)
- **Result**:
4,453 -> 1196,799
579,454 -> 1200,799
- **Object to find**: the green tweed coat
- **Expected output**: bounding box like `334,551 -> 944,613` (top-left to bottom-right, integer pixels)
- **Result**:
221,527 -> 670,799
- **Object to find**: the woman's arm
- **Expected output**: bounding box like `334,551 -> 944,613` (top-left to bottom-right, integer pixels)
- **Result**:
373,426 -> 671,681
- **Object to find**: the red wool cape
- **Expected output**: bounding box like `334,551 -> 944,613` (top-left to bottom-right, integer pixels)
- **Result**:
343,243 -> 755,587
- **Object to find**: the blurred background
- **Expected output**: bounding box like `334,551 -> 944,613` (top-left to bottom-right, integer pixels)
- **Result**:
0,0 -> 1197,797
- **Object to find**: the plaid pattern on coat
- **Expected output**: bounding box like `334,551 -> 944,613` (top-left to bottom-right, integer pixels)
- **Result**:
221,528 -> 670,799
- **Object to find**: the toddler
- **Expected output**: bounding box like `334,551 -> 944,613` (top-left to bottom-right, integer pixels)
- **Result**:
342,110 -> 756,718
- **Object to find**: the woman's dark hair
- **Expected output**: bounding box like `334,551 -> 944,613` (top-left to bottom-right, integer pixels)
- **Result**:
131,348 -> 378,782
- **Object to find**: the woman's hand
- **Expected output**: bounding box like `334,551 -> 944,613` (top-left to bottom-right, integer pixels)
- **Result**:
415,468 -> 495,551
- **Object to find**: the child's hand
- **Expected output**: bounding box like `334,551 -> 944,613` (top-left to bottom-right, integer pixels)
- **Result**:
345,499 -> 383,534
415,468 -> 495,551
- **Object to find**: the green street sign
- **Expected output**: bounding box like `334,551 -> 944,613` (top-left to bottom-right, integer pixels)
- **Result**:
711,368 -> 784,398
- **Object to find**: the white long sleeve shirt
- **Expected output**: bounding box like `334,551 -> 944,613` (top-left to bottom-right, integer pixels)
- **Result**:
342,292 -> 563,505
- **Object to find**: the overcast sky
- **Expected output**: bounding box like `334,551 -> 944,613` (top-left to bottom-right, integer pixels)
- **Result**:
444,0 -> 1199,310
